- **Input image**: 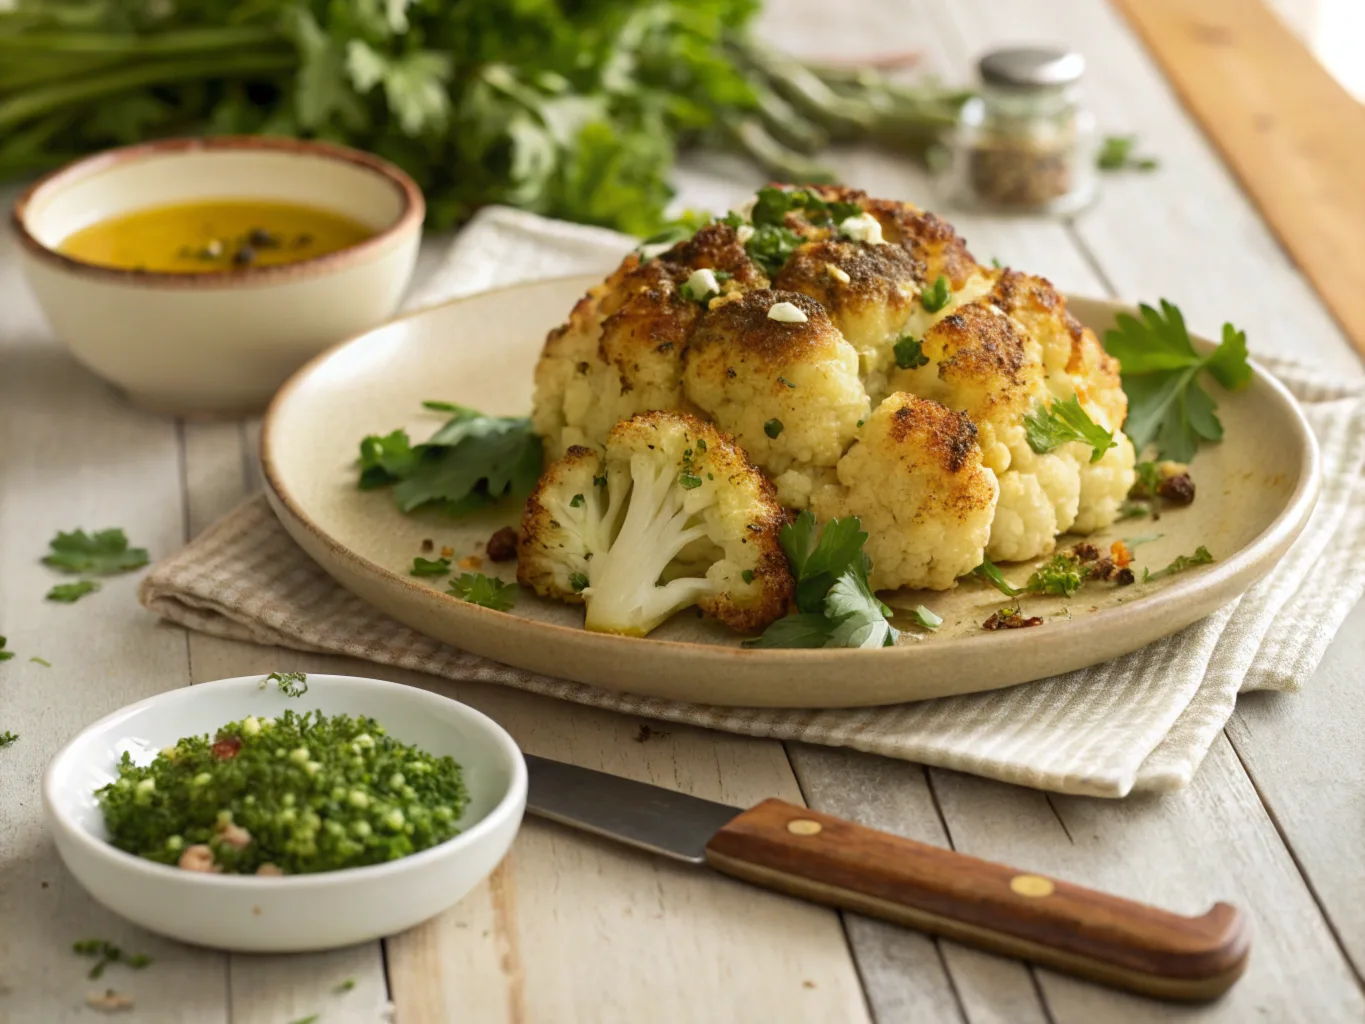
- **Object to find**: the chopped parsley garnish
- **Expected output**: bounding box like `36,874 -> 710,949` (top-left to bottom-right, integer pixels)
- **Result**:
972,557 -> 1022,597
30,656 -> 51,668
1104,301 -> 1251,461
448,573 -> 519,610
741,569 -> 755,584
358,402 -> 542,517
46,580 -> 100,603
0,731 -> 17,748
1097,134 -> 1159,172
96,709 -> 468,875
73,940 -> 152,980
570,572 -> 589,592
411,556 -> 452,577
910,605 -> 942,630
1132,460 -> 1162,497
777,376 -> 797,388
335,979 -> 357,993
43,529 -> 148,575
749,185 -> 859,229
893,335 -> 929,370
764,418 -> 784,438
696,438 -> 707,451
0,637 -> 13,662
1024,554 -> 1087,597
678,472 -> 703,489
593,472 -> 608,488
569,493 -> 585,508
746,512 -> 897,649
919,275 -> 951,313
1142,546 -> 1214,582
262,671 -> 308,697
1023,396 -> 1116,463
1118,500 -> 1151,520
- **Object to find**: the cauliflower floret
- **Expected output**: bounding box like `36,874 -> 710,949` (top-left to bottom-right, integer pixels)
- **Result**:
1073,431 -> 1137,534
811,394 -> 998,591
683,289 -> 869,504
517,412 -> 793,636
531,223 -> 766,458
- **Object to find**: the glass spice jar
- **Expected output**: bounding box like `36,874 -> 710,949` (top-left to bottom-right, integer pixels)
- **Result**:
949,47 -> 1096,215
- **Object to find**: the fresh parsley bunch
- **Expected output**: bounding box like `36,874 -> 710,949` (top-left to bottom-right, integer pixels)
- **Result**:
1104,301 -> 1251,461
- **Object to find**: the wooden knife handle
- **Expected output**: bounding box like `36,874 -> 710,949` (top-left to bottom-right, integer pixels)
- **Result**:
704,799 -> 1249,1002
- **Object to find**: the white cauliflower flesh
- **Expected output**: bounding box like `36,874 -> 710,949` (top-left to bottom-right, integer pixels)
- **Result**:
683,289 -> 869,508
812,393 -> 999,591
517,412 -> 792,636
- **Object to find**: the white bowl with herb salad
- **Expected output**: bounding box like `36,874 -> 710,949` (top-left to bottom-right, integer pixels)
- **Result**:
12,136 -> 423,417
43,673 -> 525,952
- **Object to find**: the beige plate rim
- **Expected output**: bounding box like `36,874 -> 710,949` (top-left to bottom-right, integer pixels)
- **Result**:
260,274 -> 1322,708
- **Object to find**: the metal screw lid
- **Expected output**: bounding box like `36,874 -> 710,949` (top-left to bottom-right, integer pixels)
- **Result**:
978,47 -> 1085,90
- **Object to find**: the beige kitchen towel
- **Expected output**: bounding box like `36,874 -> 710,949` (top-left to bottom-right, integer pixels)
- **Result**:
139,207 -> 1365,798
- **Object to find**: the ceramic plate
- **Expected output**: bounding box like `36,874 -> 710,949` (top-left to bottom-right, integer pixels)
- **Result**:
262,275 -> 1319,708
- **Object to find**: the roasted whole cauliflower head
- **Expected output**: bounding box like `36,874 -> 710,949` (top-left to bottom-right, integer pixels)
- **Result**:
812,393 -> 999,591
516,412 -> 793,636
682,289 -> 868,508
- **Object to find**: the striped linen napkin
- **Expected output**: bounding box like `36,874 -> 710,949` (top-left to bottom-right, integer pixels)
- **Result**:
139,207 -> 1365,797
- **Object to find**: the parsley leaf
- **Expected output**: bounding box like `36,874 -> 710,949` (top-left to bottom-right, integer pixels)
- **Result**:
1024,554 -> 1086,597
46,580 -> 100,603
745,223 -> 805,276
1104,301 -> 1251,461
1142,546 -> 1215,582
411,556 -> 452,577
0,637 -> 12,662
910,605 -> 943,630
742,613 -> 834,649
0,731 -> 16,748
448,573 -> 519,611
893,335 -> 929,370
972,557 -> 1022,597
1023,396 -> 1117,463
779,511 -> 868,613
358,404 -> 542,517
262,672 -> 308,697
764,418 -> 784,438
920,275 -> 951,313
749,185 -> 858,229
824,563 -> 898,649
43,529 -> 148,575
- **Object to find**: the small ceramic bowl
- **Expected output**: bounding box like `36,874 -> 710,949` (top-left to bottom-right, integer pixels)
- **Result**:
43,674 -> 525,953
12,137 -> 423,416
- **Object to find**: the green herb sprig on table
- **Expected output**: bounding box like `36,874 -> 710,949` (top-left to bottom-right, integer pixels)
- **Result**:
1104,301 -> 1251,461
72,939 -> 152,980
0,731 -> 17,748
0,5 -> 972,236
43,529 -> 148,575
47,580 -> 100,603
359,402 -> 542,518
746,511 -> 903,649
1097,135 -> 1159,172
0,637 -> 13,662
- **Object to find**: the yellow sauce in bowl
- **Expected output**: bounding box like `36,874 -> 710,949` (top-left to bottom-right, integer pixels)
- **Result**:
58,199 -> 375,273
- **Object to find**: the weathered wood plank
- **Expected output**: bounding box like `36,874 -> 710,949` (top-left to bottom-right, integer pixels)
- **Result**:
0,204 -> 229,1022
1111,0 -> 1365,363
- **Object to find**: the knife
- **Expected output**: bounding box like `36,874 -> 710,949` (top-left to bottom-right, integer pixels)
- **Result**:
523,754 -> 1249,1002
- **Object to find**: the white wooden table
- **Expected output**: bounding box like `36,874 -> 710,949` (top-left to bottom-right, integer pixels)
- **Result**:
2,2 -> 1363,1021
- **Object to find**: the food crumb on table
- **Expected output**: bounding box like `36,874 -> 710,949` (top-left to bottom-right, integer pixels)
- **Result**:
85,989 -> 134,1013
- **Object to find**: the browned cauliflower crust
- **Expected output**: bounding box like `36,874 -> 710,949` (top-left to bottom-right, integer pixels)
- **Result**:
682,289 -> 868,508
812,394 -> 998,591
517,412 -> 792,636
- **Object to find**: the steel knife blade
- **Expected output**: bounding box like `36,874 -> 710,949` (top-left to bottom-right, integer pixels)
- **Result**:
522,754 -> 1249,1003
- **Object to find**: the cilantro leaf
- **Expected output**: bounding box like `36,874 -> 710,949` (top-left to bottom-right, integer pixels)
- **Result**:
1023,396 -> 1116,463
920,275 -> 951,313
973,557 -> 1022,597
448,573 -> 519,611
46,580 -> 100,603
893,335 -> 929,370
43,529 -> 148,575
1104,301 -> 1252,461
359,405 -> 542,517
411,556 -> 452,577
1142,546 -> 1215,582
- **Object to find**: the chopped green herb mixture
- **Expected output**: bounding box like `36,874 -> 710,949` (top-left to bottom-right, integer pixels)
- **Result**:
96,710 -> 468,875
73,939 -> 152,980
43,529 -> 148,575
448,572 -> 519,611
1104,301 -> 1251,461
746,512 -> 897,649
1023,395 -> 1116,463
411,556 -> 453,577
358,402 -> 542,518
46,580 -> 100,603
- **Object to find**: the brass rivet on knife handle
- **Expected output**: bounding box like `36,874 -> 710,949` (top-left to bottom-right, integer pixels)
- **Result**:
704,799 -> 1250,1002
